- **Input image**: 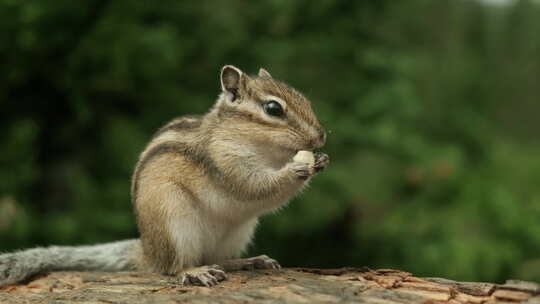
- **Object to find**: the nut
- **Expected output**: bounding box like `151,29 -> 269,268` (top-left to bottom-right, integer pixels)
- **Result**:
293,150 -> 315,166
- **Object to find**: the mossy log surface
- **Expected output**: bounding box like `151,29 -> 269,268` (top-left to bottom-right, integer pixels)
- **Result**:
0,267 -> 539,303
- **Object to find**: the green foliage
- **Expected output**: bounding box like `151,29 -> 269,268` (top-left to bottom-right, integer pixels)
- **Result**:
1,0 -> 539,283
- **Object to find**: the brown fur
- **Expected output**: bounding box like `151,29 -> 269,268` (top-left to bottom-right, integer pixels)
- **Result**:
131,66 -> 327,275
135,153 -> 204,273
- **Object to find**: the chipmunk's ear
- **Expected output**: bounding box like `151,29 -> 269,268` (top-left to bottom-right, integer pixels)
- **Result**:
221,65 -> 246,98
258,68 -> 272,78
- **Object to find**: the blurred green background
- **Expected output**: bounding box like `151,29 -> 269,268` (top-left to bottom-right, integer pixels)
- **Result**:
1,0 -> 540,283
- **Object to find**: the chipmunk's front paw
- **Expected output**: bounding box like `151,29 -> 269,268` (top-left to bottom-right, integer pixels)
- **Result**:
289,161 -> 312,180
181,265 -> 227,287
313,152 -> 329,172
289,151 -> 329,180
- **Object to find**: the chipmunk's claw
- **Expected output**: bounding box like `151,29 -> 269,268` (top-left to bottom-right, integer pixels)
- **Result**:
181,265 -> 227,287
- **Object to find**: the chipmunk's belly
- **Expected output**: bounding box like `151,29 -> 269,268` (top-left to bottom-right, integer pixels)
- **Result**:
198,183 -> 286,221
193,185 -> 279,264
200,216 -> 258,264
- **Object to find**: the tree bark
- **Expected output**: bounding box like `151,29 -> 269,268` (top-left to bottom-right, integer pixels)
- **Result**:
0,267 -> 538,303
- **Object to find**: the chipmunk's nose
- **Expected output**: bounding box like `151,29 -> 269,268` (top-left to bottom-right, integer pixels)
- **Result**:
311,128 -> 326,149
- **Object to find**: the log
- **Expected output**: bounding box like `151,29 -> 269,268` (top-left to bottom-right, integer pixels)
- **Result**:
0,267 -> 538,303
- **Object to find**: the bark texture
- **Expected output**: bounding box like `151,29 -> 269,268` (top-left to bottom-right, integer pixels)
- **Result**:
0,267 -> 538,303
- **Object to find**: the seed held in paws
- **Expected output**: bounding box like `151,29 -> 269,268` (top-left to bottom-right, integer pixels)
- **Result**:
293,150 -> 315,165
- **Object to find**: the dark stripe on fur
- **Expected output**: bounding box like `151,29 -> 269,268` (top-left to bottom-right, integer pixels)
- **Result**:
131,141 -> 222,206
153,115 -> 202,139
173,181 -> 201,210
218,107 -> 278,129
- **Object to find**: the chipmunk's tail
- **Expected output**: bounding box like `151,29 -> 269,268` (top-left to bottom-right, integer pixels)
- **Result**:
0,239 -> 140,286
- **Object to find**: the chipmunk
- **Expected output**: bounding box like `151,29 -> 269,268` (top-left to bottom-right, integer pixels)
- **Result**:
0,65 -> 329,287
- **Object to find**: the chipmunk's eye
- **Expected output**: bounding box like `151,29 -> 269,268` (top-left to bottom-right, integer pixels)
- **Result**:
263,100 -> 284,117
